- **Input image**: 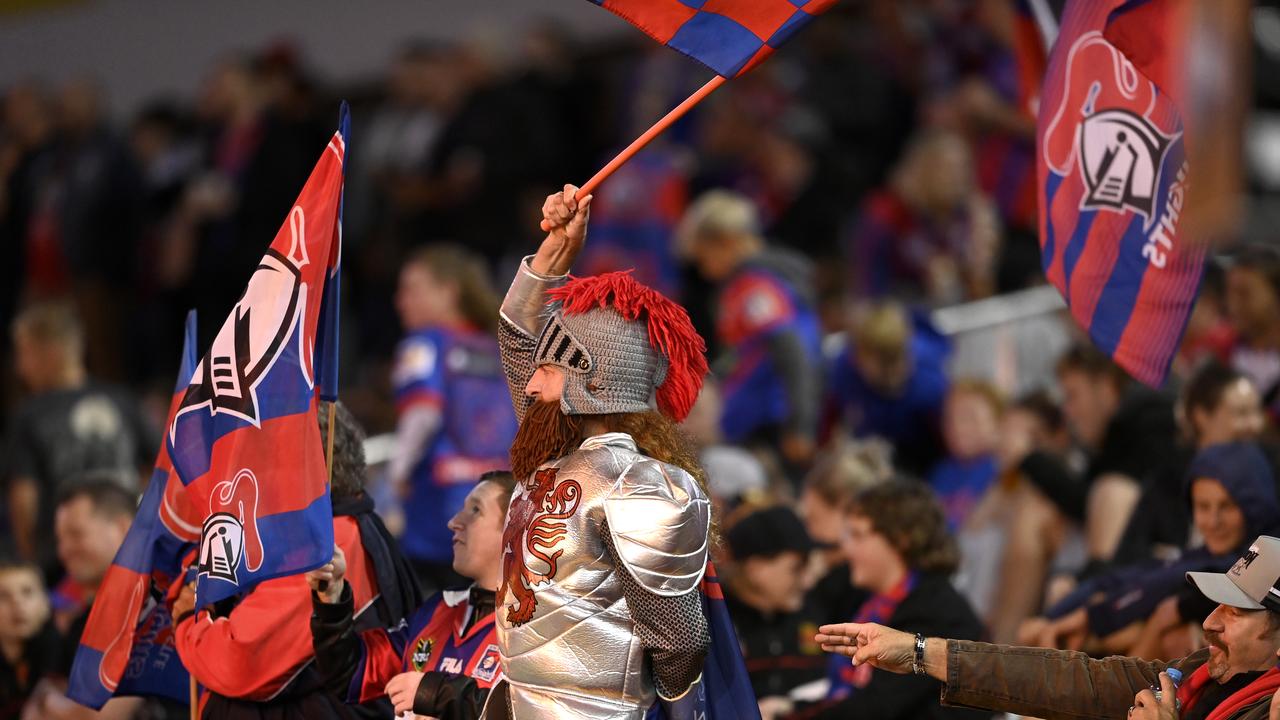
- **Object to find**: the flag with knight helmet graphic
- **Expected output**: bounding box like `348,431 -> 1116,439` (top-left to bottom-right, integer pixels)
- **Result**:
166,104 -> 347,609
1038,0 -> 1202,387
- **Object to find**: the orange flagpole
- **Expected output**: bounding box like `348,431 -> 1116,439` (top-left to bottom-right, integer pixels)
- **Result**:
541,74 -> 726,230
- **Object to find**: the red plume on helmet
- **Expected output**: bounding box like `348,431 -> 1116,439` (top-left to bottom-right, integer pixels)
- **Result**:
547,271 -> 708,422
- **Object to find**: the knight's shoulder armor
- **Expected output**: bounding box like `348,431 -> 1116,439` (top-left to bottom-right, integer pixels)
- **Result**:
603,456 -> 710,597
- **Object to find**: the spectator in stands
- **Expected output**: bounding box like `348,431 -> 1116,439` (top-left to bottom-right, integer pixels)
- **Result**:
817,534 -> 1280,720
1226,245 -> 1280,418
1174,259 -> 1236,380
824,300 -> 950,477
798,440 -> 894,625
388,245 -> 517,592
962,390 -> 1078,643
723,506 -> 825,718
22,479 -> 140,719
0,556 -> 60,718
1018,442 -> 1279,655
1055,343 -> 1177,568
844,129 -> 1001,305
1115,362 -> 1266,568
794,479 -> 989,720
679,190 -> 823,477
681,378 -> 771,515
6,302 -> 156,583
309,471 -> 513,719
172,402 -> 423,719
929,380 -> 1003,532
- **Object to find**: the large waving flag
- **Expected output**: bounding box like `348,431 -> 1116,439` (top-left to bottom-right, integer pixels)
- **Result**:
68,311 -> 202,710
167,105 -> 347,609
588,0 -> 837,78
1038,0 -> 1202,387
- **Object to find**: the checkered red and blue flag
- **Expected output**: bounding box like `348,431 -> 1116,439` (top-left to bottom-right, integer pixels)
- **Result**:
68,311 -> 202,710
167,104 -> 347,609
588,0 -> 837,78
1038,0 -> 1201,387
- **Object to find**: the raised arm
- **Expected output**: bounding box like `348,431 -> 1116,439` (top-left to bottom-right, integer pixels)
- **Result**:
498,185 -> 592,421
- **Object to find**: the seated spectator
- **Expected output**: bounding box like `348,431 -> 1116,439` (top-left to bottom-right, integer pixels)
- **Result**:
1018,442 -> 1280,655
309,471 -> 513,719
1114,361 -> 1266,568
795,480 -> 990,720
679,190 -> 823,477
1226,245 -> 1280,418
961,391 -> 1079,643
817,534 -> 1280,720
798,440 -> 893,625
843,129 -> 1001,305
1056,343 -> 1177,568
929,380 -> 1003,532
22,478 -> 143,719
172,402 -> 423,719
722,506 -> 825,718
0,556 -> 60,718
824,300 -> 950,477
6,302 -> 156,583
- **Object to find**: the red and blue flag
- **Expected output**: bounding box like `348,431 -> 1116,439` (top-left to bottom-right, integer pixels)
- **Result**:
589,0 -> 837,78
1038,0 -> 1201,387
67,311 -> 202,710
167,104 -> 347,609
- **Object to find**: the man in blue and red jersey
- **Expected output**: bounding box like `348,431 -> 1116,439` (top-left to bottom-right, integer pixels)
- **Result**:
170,402 -> 422,720
678,190 -> 822,477
308,470 -> 514,720
389,245 -> 518,593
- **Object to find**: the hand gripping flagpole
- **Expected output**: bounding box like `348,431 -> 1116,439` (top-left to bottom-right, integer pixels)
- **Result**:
540,75 -> 726,231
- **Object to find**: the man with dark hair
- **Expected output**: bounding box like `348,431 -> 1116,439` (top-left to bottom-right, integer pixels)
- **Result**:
6,302 -> 156,582
489,184 -> 716,718
817,535 -> 1280,720
171,401 -> 422,719
1054,342 -> 1176,567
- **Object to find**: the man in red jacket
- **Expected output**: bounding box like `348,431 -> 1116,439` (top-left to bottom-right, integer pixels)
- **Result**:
171,402 -> 421,719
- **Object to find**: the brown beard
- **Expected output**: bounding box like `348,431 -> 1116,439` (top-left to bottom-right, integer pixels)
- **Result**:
509,400 -> 585,480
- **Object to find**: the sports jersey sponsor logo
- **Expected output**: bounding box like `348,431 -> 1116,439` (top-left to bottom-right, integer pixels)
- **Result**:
439,657 -> 464,674
474,644 -> 501,682
411,637 -> 434,671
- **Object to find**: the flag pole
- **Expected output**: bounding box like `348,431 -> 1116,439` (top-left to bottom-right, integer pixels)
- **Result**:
189,676 -> 197,720
541,74 -> 726,231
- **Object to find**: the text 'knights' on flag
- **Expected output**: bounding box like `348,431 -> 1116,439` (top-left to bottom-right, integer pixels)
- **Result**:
1037,0 -> 1202,387
166,104 -> 348,609
67,311 -> 202,710
588,0 -> 836,78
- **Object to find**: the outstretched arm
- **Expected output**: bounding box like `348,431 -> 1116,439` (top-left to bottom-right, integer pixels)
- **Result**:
498,185 -> 592,422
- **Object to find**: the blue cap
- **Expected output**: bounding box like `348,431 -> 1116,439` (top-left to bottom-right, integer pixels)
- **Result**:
1165,668 -> 1183,685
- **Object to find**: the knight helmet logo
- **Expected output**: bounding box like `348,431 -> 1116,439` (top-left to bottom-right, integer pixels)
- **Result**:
1234,547 -> 1261,576
1078,108 -> 1175,223
199,513 -> 245,584
171,206 -> 314,433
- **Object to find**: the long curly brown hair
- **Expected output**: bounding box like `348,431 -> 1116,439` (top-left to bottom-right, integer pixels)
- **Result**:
509,403 -> 708,498
848,479 -> 958,574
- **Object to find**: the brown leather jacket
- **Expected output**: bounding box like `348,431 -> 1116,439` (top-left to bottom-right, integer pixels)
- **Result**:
938,641 -> 1273,720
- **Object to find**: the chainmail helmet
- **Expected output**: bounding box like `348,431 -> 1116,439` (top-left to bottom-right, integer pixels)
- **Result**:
534,271 -> 708,421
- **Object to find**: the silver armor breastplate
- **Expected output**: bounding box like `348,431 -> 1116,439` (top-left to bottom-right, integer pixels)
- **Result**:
497,433 -> 702,719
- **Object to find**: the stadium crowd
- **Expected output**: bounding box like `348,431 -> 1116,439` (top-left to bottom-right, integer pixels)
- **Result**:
4,2 -> 1280,719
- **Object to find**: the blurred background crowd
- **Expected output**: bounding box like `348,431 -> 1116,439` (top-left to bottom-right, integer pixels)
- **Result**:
8,0 -> 1280,718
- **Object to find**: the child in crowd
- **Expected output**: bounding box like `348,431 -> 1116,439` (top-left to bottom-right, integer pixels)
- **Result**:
928,380 -> 1003,532
0,557 -> 60,718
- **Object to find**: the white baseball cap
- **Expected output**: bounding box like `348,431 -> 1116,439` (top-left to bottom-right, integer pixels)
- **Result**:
1187,536 -> 1280,611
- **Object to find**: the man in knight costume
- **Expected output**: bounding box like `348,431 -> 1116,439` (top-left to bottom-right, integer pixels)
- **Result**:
487,184 -> 713,719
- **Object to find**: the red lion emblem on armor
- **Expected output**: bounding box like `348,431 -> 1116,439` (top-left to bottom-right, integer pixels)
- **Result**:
500,467 -> 582,625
